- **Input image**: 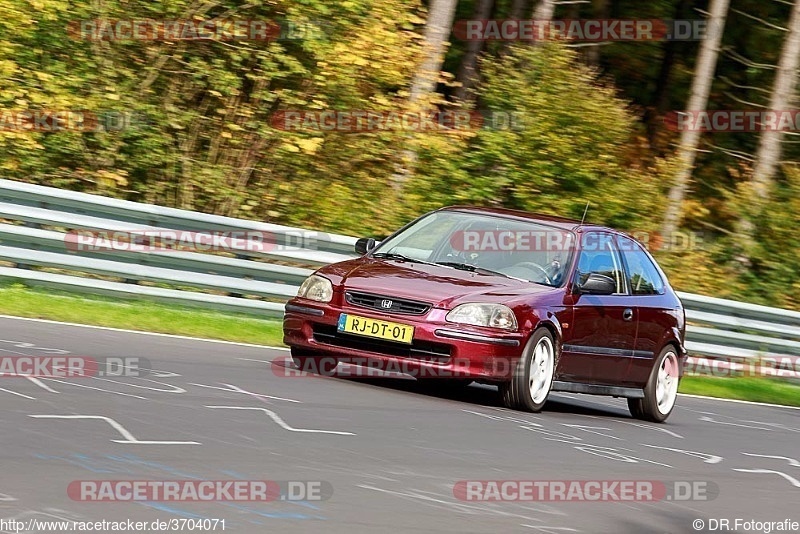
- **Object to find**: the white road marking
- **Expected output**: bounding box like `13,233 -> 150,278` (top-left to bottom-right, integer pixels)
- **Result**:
91,377 -> 186,393
732,469 -> 800,488
0,387 -> 35,400
561,424 -> 622,441
205,406 -> 355,435
521,426 -> 582,442
621,421 -> 684,439
190,383 -> 300,403
0,347 -> 28,356
0,339 -> 69,354
221,383 -> 300,404
698,416 -> 774,430
574,444 -> 672,468
40,378 -> 147,399
679,393 -> 800,411
462,409 -> 542,427
640,444 -> 723,464
26,376 -> 58,393
740,421 -> 800,433
149,369 -> 181,378
742,453 -> 800,467
356,484 -> 551,520
29,415 -> 200,445
462,409 -> 503,420
0,493 -> 16,501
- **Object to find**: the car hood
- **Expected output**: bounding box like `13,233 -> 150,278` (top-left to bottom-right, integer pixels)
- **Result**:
320,258 -> 555,309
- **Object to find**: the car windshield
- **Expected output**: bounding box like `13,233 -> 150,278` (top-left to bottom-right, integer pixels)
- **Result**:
372,210 -> 575,287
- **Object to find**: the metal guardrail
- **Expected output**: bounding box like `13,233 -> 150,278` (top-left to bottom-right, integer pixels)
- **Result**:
0,179 -> 355,314
0,178 -> 798,377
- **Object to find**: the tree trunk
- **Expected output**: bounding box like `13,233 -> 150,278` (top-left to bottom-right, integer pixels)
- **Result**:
454,0 -> 495,103
393,0 -> 459,191
585,0 -> 610,65
751,0 -> 800,198
500,0 -> 532,54
408,0 -> 460,102
646,0 -> 693,149
533,0 -> 556,21
661,0 -> 730,240
509,0 -> 531,19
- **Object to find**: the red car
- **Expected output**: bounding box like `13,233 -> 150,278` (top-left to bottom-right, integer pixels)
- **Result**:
283,206 -> 687,422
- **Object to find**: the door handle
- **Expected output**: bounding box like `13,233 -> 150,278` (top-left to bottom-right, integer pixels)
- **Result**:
623,308 -> 634,321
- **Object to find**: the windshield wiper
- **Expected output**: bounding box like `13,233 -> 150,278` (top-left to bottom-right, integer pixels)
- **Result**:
435,261 -> 477,271
435,262 -> 527,282
372,252 -> 436,265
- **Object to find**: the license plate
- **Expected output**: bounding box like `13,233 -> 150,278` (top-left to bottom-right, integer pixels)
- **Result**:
337,314 -> 414,344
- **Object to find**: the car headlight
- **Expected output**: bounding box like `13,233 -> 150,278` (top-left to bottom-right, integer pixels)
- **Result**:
297,275 -> 333,303
446,303 -> 518,330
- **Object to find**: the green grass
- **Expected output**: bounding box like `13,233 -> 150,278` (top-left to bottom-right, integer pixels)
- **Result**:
2,283 -> 799,407
679,376 -> 800,407
0,283 -> 284,346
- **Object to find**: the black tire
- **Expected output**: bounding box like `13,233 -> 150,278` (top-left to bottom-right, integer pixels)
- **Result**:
628,345 -> 681,423
499,327 -> 557,412
290,348 -> 338,376
627,397 -> 644,419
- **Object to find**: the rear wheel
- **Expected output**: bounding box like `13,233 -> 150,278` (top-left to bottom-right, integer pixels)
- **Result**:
628,346 -> 680,423
500,328 -> 556,412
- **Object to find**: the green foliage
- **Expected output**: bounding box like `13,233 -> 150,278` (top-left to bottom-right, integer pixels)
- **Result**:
0,283 -> 284,345
734,168 -> 800,309
407,43 -> 666,232
0,0 -> 798,310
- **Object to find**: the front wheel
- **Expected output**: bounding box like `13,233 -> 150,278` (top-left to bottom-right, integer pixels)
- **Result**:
628,346 -> 680,423
500,328 -> 557,412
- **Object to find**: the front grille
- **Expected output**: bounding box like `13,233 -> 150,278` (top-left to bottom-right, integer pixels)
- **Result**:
345,291 -> 431,315
312,324 -> 451,362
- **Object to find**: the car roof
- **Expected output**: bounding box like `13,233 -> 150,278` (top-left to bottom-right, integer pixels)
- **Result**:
438,205 -> 618,233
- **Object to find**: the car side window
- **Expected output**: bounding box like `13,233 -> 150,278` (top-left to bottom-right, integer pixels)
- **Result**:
576,232 -> 627,294
618,236 -> 665,295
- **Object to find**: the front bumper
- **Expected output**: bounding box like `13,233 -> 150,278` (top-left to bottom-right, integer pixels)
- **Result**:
283,298 -> 527,381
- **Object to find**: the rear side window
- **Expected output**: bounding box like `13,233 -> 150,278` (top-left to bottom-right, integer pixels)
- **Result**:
618,236 -> 665,295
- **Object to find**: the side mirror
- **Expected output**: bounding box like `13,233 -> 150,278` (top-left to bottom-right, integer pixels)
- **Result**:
355,237 -> 377,255
574,272 -> 616,295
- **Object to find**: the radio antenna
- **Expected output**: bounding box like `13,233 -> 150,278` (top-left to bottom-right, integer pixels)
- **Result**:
580,202 -> 590,225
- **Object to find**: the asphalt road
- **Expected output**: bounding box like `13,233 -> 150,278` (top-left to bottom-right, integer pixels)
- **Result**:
0,315 -> 798,534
